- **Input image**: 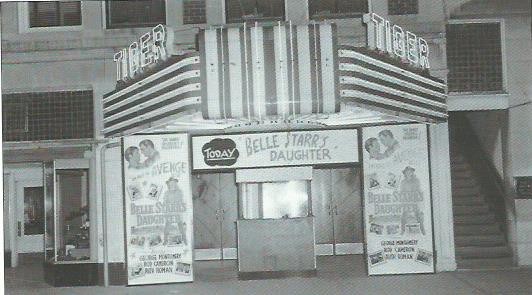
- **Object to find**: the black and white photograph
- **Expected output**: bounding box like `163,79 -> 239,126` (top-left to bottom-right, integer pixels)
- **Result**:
1,0 -> 531,294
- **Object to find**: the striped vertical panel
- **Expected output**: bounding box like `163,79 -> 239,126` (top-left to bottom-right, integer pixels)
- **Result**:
338,46 -> 447,122
102,53 -> 201,137
199,22 -> 340,120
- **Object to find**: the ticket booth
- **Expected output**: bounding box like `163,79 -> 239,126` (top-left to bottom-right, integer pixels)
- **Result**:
236,167 -> 316,279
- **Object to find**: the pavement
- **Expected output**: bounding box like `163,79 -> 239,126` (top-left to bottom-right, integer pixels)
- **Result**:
4,255 -> 532,295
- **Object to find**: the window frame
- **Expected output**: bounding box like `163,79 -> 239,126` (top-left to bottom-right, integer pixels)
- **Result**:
308,0 -> 370,20
446,18 -> 508,95
18,1 -> 83,33
103,0 -> 167,30
387,0 -> 419,16
224,0 -> 286,24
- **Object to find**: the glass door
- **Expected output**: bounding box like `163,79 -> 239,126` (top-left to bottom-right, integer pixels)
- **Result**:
15,178 -> 44,254
311,167 -> 363,255
54,169 -> 90,262
331,167 -> 363,255
311,169 -> 334,255
192,173 -> 237,260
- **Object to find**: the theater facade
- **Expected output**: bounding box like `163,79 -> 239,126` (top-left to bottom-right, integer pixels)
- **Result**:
84,14 -> 453,286
2,8 -> 456,287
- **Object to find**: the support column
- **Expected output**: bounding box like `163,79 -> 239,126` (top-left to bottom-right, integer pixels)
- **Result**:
429,122 -> 457,272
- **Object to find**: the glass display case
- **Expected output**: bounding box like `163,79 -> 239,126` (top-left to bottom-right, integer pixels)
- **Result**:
44,166 -> 91,263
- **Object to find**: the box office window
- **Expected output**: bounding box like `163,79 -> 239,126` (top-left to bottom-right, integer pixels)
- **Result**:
183,0 -> 206,24
106,0 -> 166,29
2,91 -> 94,142
225,0 -> 285,23
29,1 -> 81,28
388,0 -> 418,15
446,22 -> 504,93
240,181 -> 310,219
309,0 -> 368,19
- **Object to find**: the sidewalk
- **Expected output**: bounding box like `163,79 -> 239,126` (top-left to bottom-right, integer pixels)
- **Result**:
5,256 -> 532,295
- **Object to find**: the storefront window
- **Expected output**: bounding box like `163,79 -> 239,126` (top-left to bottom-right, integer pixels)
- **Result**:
55,169 -> 90,262
240,180 -> 310,219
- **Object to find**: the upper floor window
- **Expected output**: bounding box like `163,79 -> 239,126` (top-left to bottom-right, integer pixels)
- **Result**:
446,22 -> 505,93
309,0 -> 368,19
388,0 -> 418,15
106,0 -> 166,29
225,0 -> 285,23
2,91 -> 94,142
183,0 -> 206,24
28,1 -> 81,28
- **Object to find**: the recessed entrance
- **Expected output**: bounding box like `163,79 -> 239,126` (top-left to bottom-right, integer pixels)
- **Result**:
312,167 -> 364,255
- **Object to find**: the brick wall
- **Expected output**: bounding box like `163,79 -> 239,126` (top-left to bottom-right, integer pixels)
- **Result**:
183,0 -> 206,24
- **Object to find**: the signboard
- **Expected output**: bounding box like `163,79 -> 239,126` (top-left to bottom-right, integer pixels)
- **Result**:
122,134 -> 193,285
362,124 -> 434,275
114,24 -> 175,82
363,13 -> 430,69
192,129 -> 358,170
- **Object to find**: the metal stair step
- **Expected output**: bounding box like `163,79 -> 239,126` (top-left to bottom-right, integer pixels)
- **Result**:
456,245 -> 512,259
452,195 -> 485,205
457,257 -> 514,269
452,170 -> 473,178
454,223 -> 501,235
453,204 -> 490,215
451,162 -> 471,171
452,178 -> 479,188
452,186 -> 481,196
455,234 -> 506,247
451,155 -> 466,163
454,213 -> 496,225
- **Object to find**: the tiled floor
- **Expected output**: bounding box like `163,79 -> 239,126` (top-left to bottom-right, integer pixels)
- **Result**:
4,256 -> 532,295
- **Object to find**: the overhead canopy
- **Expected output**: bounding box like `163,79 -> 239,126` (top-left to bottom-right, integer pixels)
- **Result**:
339,46 -> 447,123
102,22 -> 447,138
102,53 -> 201,138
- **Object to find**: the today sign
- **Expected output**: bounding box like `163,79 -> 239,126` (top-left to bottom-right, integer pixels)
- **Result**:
113,24 -> 174,82
363,13 -> 430,70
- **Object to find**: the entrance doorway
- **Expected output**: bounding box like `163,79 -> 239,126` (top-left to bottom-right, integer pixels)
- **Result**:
192,173 -> 238,260
312,167 -> 364,255
16,180 -> 45,254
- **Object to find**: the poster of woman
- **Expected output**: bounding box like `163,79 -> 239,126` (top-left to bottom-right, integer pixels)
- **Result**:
362,124 -> 435,275
122,134 -> 194,285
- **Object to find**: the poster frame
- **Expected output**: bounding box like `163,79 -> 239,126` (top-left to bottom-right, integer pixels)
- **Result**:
361,123 -> 436,276
121,132 -> 195,286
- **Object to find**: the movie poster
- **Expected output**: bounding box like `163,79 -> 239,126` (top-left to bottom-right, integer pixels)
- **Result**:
362,124 -> 435,275
122,134 -> 193,285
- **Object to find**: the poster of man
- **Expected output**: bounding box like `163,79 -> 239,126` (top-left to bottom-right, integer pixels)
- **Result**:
362,124 -> 434,275
122,134 -> 193,285
363,129 -> 400,161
